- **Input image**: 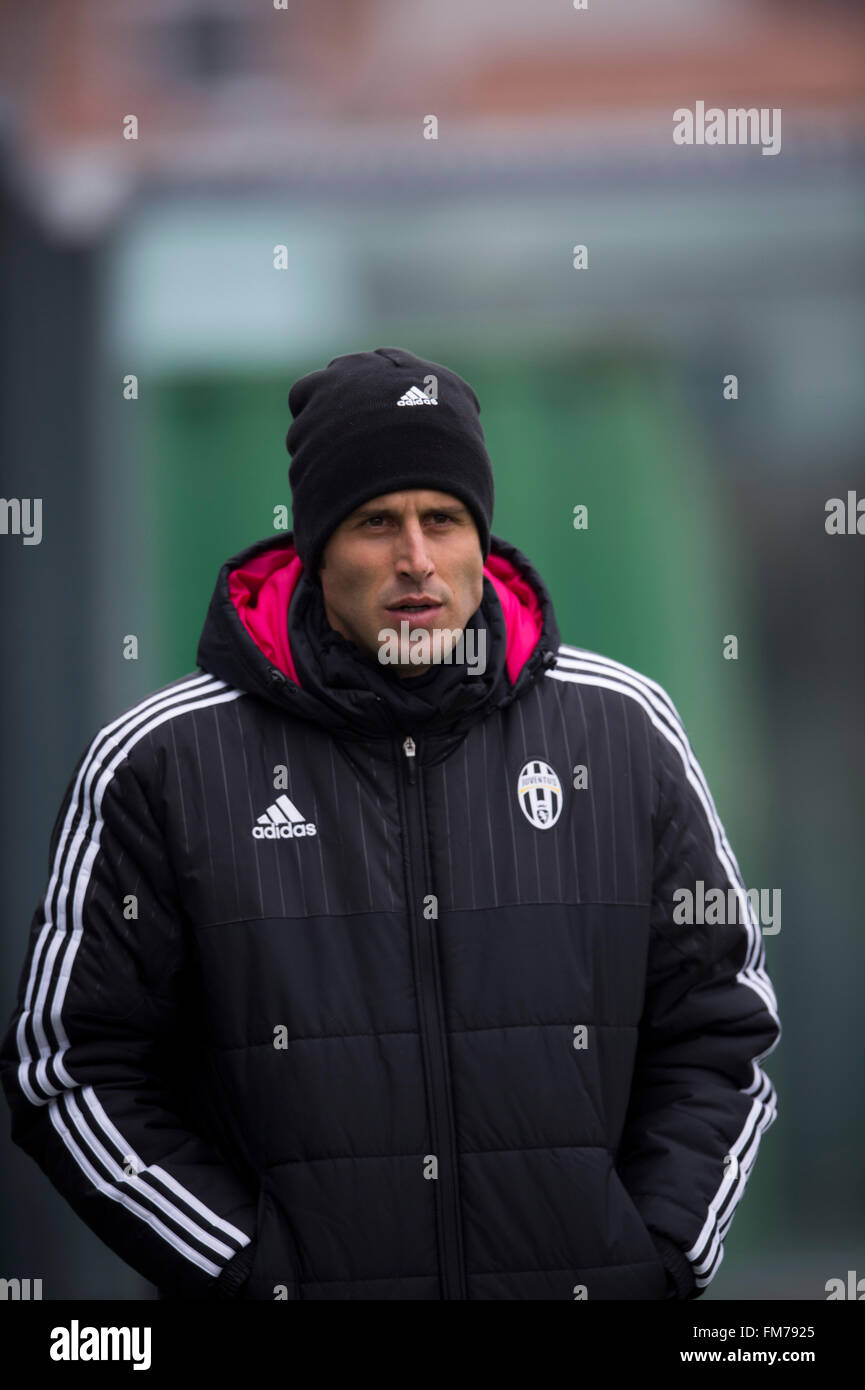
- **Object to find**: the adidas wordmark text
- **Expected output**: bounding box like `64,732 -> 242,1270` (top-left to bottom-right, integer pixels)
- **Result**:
253,794 -> 317,839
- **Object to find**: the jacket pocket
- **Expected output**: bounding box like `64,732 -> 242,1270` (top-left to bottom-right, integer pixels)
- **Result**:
607,1165 -> 669,1299
245,1175 -> 303,1301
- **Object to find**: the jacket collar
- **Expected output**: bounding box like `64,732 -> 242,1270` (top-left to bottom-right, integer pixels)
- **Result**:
196,532 -> 560,739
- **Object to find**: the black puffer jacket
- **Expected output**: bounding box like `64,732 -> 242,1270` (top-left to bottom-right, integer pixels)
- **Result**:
1,531 -> 780,1300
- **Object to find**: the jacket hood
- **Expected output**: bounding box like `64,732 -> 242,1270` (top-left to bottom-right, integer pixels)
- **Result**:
196,531 -> 561,739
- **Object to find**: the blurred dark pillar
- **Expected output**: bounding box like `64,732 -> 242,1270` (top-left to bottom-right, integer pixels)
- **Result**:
0,138 -> 149,1298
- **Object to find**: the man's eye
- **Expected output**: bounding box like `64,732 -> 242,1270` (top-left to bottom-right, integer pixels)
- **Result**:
361,514 -> 452,528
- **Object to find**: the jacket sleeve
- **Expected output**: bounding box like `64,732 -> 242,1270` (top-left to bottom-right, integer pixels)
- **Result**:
0,729 -> 258,1299
615,686 -> 781,1300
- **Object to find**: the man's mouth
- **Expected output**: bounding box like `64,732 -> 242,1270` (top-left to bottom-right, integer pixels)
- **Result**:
384,600 -> 444,622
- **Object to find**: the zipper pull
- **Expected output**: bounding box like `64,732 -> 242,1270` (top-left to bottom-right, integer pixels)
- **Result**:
402,735 -> 417,785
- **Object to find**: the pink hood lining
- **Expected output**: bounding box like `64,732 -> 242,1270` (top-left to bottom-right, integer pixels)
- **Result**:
228,544 -> 543,689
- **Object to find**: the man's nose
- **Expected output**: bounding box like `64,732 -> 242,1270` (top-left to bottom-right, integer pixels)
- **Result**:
396,521 -> 434,576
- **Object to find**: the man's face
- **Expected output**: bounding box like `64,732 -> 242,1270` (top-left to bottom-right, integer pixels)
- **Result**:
317,489 -> 484,677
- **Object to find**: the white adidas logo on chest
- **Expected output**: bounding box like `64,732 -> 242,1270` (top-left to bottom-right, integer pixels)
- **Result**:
252,794 -> 317,839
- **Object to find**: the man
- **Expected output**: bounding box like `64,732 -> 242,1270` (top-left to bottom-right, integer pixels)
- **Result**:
1,347 -> 780,1300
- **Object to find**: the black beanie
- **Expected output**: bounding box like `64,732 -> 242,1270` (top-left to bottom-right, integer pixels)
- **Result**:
286,347 -> 495,574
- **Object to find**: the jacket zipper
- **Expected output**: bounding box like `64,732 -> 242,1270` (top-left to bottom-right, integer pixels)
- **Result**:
397,732 -> 467,1299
